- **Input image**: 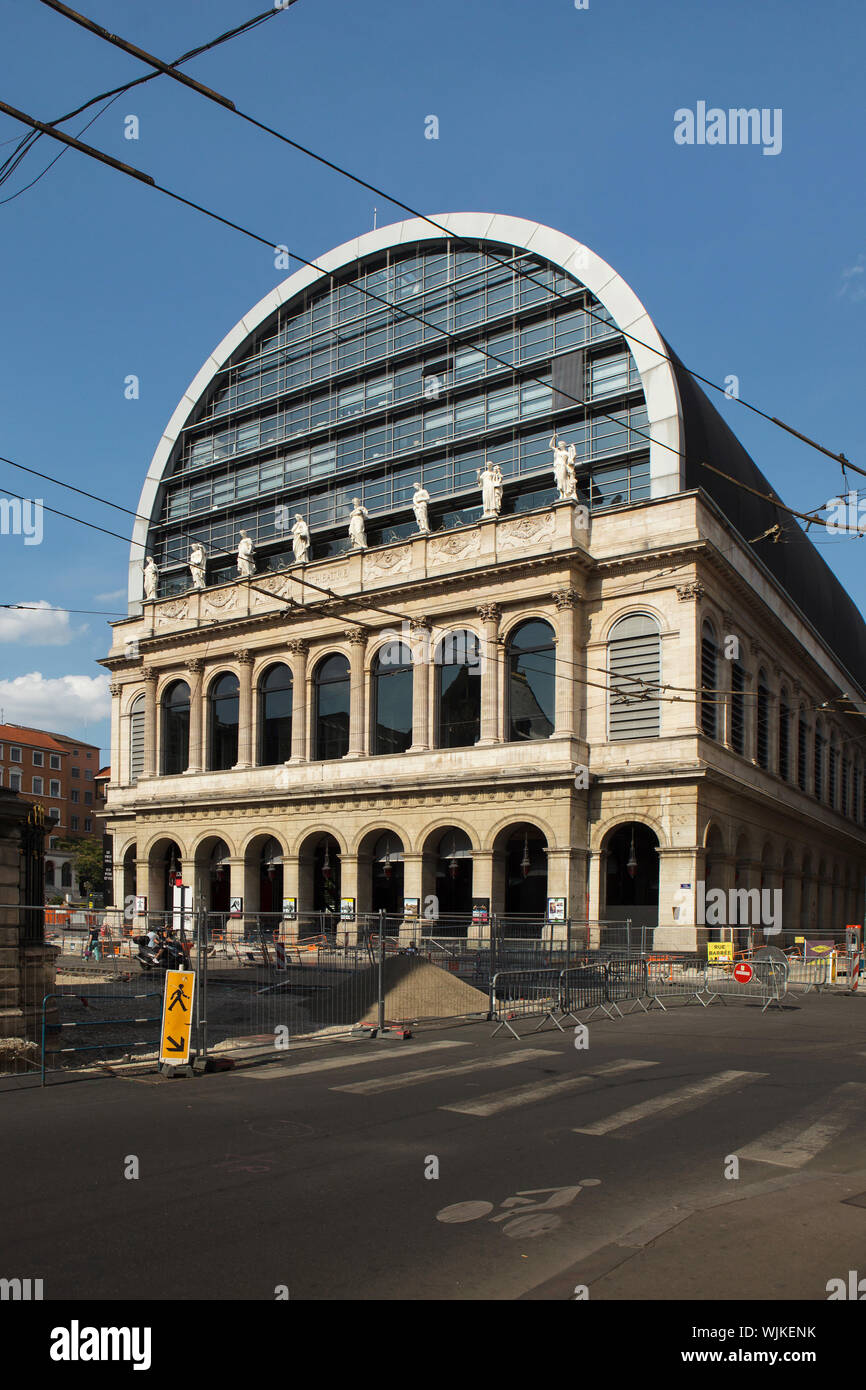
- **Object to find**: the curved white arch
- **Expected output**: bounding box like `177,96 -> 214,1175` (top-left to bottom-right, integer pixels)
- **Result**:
129,212 -> 683,607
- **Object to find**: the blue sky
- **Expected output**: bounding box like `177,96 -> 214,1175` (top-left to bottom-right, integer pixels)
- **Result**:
1,0 -> 864,764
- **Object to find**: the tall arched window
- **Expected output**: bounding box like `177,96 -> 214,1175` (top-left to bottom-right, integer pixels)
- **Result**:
797,706 -> 808,792
841,752 -> 850,816
756,670 -> 770,770
161,680 -> 190,775
507,619 -> 555,741
129,692 -> 145,784
778,688 -> 790,782
371,641 -> 413,755
730,661 -> 746,756
436,630 -> 481,748
314,653 -> 350,760
854,761 -> 863,824
209,672 -> 240,770
608,614 -> 660,740
258,663 -> 292,765
828,734 -> 839,809
814,718 -> 826,801
700,622 -> 718,739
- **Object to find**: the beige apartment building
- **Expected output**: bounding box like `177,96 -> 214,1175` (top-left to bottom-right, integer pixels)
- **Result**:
100,214 -> 866,944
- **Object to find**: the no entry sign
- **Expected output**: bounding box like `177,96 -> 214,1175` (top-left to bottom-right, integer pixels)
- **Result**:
733,962 -> 753,983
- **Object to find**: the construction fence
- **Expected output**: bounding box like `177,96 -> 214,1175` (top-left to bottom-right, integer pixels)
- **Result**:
1,910 -> 859,1082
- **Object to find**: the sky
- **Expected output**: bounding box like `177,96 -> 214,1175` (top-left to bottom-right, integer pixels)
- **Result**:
1,0 -> 864,765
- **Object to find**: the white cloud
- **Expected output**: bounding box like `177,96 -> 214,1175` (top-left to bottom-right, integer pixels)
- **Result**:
94,589 -> 127,603
0,672 -> 110,729
0,601 -> 86,646
839,256 -> 866,302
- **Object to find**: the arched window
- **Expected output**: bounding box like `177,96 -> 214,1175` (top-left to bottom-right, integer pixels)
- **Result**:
45,860 -> 55,887
129,692 -> 145,784
608,614 -> 660,740
161,680 -> 190,775
756,670 -> 770,770
814,718 -> 826,801
797,706 -> 808,792
371,642 -> 413,755
730,660 -> 746,756
314,654 -> 350,760
507,619 -> 555,741
258,663 -> 292,765
436,630 -> 481,748
828,734 -> 839,809
700,622 -> 718,739
841,752 -> 850,816
209,672 -> 240,770
778,688 -> 790,782
61,861 -> 72,888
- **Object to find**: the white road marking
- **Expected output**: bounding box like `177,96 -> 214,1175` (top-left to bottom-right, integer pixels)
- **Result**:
333,1048 -> 558,1094
739,1082 -> 866,1168
243,1040 -> 469,1079
440,1058 -> 657,1117
572,1069 -> 765,1135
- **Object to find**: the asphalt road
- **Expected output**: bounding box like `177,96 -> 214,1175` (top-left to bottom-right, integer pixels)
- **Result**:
3,994 -> 866,1302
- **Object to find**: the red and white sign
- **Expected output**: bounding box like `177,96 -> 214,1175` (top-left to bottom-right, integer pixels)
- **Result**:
733,962 -> 753,983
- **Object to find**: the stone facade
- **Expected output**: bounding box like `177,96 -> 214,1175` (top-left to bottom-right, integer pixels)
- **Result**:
101,491 -> 866,947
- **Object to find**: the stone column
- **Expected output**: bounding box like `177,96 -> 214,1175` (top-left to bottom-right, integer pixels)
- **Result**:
476,603 -> 501,747
235,650 -> 253,769
187,659 -> 204,774
586,848 -> 606,946
346,628 -> 368,758
552,588 -> 579,741
142,670 -> 157,777
409,618 -> 431,752
109,682 -> 122,786
401,853 -> 424,924
287,640 -> 309,763
470,850 -> 495,943
340,854 -> 360,943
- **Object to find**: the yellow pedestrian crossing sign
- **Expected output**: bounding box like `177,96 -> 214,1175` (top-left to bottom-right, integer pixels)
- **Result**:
159,970 -> 195,1065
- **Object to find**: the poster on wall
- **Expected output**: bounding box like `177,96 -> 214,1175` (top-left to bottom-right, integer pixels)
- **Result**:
547,897 -> 566,924
403,897 -> 420,919
229,897 -> 243,916
471,898 -> 490,925
340,897 -> 356,921
134,895 -> 147,914
282,897 -> 297,920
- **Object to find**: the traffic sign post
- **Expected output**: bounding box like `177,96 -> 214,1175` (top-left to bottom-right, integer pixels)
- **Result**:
159,969 -> 196,1074
733,962 -> 752,983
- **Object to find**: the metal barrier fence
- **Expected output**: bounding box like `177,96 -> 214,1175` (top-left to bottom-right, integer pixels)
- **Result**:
701,959 -> 788,1012
645,955 -> 707,1010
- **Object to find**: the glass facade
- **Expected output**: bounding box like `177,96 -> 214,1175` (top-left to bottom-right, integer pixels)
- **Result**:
145,240 -> 651,594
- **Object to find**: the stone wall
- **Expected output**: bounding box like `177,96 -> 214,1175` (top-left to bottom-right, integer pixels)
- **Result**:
0,790 -> 56,1044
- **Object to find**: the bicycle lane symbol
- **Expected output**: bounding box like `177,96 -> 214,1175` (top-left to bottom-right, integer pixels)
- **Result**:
435,1181 -> 601,1239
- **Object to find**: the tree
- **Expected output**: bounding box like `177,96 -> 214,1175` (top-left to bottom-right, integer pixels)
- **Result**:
55,837 -> 104,896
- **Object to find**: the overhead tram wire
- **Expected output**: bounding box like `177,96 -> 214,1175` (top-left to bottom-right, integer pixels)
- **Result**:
0,3 -> 296,204
36,0 -> 859,479
6,89 -> 864,541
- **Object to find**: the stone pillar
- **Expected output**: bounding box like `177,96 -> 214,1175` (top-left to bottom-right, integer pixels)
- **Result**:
340,854 -> 360,943
109,682 -> 123,786
346,628 -> 368,758
469,850 -> 495,943
187,659 -> 204,774
282,854 -> 300,935
586,849 -> 606,946
235,650 -> 253,770
476,603 -> 501,747
142,670 -> 157,776
287,640 -> 309,763
409,618 -> 431,752
655,845 -> 705,951
551,588 -> 579,741
401,854 -> 424,915
675,582 -> 704,735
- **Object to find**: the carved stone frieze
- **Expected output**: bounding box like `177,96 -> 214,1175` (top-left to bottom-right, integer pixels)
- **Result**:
497,512 -> 555,551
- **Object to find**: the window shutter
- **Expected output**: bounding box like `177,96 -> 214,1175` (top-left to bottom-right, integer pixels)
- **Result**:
609,615 -> 660,740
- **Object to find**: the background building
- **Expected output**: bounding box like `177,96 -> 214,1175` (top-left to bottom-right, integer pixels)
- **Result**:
0,723 -> 105,896
101,214 -> 866,943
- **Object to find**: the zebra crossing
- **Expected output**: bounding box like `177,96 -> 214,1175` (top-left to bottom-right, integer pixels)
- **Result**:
247,1041 -> 866,1170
